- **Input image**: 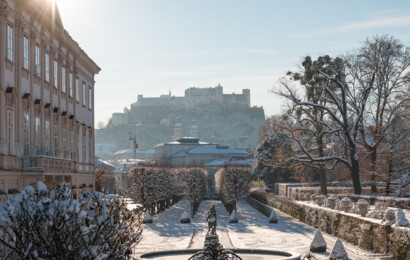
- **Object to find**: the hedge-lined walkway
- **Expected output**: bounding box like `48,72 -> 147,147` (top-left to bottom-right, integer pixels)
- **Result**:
133,198 -> 391,259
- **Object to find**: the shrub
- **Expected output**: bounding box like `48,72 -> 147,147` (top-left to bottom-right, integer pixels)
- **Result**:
0,182 -> 143,259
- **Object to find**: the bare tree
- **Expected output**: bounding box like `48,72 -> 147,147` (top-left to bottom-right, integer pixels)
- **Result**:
216,166 -> 252,213
0,183 -> 143,259
95,166 -> 112,193
357,35 -> 410,192
275,53 -> 377,194
377,113 -> 410,195
278,56 -> 345,195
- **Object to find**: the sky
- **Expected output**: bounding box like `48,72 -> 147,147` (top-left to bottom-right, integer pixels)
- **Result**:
55,0 -> 410,126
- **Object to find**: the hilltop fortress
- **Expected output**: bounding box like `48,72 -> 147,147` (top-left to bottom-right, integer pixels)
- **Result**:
96,85 -> 265,159
111,84 -> 257,125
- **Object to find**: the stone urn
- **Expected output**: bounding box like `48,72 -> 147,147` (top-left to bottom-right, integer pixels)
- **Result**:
304,193 -> 311,201
310,194 -> 317,204
327,195 -> 339,209
375,202 -> 387,218
316,195 -> 327,207
340,197 -> 352,213
396,208 -> 409,227
356,199 -> 369,217
383,209 -> 396,224
299,192 -> 305,201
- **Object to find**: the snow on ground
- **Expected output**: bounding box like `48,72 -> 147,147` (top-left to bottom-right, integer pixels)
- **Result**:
229,201 -> 392,259
133,199 -> 393,259
133,199 -> 194,256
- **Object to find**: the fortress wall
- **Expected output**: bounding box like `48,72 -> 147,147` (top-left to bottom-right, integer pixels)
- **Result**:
128,106 -> 172,124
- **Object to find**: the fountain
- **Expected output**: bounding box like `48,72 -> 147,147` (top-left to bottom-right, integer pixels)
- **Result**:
140,205 -> 301,260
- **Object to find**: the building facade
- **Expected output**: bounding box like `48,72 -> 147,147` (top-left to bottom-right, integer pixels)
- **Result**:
0,0 -> 100,194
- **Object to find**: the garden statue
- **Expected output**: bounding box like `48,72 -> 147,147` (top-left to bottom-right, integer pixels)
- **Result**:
189,205 -> 242,260
207,205 -> 217,235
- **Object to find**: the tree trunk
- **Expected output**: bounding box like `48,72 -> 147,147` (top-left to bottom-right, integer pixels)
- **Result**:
317,135 -> 328,195
351,159 -> 363,194
370,149 -> 378,193
319,168 -> 327,195
190,201 -> 194,218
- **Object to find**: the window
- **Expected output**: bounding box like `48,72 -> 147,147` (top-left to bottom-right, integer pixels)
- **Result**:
45,53 -> 50,82
35,46 -> 40,75
53,60 -> 58,87
23,112 -> 29,156
89,131 -> 93,163
70,128 -> 74,159
88,86 -> 92,110
45,120 -> 50,155
7,111 -> 14,155
7,25 -> 13,61
62,126 -> 67,158
62,67 -> 66,93
35,117 -> 40,155
76,78 -> 80,102
82,82 -> 86,106
69,73 -> 73,97
82,131 -> 86,163
76,129 -> 80,161
23,36 -> 29,69
54,124 -> 59,157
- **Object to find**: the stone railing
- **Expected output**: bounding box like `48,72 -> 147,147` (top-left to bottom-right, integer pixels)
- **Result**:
249,191 -> 409,259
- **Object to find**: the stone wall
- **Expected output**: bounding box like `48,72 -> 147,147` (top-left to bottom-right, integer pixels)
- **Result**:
250,191 -> 410,260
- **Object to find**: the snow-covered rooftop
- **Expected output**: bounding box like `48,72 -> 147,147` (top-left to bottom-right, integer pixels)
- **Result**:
204,158 -> 253,166
187,146 -> 248,155
95,159 -> 114,167
114,149 -> 155,155
155,137 -> 212,148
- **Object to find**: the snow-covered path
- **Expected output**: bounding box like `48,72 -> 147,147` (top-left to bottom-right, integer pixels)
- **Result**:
133,199 -> 194,256
133,199 -> 392,259
230,200 -> 392,260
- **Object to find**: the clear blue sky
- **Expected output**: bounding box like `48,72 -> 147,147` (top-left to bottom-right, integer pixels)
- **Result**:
56,0 -> 410,125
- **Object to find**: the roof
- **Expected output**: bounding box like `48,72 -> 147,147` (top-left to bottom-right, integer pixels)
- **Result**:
155,137 -> 211,148
114,149 -> 155,155
95,159 -> 114,167
171,146 -> 249,158
204,158 -> 254,167
187,146 -> 249,155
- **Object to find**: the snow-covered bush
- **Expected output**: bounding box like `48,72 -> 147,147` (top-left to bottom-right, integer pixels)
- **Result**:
216,166 -> 252,213
0,182 -> 143,259
128,166 -> 205,217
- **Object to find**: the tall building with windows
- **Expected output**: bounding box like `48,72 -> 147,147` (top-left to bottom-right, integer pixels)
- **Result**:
0,0 -> 100,194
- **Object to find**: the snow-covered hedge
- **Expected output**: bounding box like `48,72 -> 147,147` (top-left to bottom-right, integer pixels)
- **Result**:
174,168 -> 207,218
0,182 -> 143,259
216,166 -> 253,214
128,167 -> 206,217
